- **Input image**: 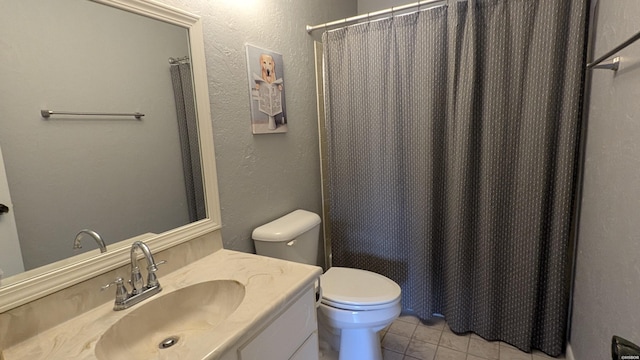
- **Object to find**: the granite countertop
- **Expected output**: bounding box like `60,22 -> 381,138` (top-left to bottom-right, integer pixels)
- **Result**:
2,249 -> 322,360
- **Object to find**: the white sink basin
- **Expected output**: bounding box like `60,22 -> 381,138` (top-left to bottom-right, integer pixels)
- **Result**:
94,280 -> 245,360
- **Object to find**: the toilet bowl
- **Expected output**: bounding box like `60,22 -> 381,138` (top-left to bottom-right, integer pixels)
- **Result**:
318,267 -> 401,360
252,210 -> 402,360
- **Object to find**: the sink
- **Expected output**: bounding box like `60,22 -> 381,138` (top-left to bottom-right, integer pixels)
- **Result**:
95,280 -> 245,360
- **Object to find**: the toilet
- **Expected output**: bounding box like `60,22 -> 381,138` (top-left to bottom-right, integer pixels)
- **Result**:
252,209 -> 401,360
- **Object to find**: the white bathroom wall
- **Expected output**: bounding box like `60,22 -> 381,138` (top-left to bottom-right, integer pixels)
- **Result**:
570,0 -> 640,359
153,0 -> 357,255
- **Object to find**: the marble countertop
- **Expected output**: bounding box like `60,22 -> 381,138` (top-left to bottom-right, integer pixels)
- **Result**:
2,249 -> 322,360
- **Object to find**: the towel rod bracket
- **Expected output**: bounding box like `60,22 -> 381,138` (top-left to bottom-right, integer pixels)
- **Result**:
590,56 -> 620,71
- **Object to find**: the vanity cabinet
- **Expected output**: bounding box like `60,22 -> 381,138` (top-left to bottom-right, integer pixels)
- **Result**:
1,249 -> 323,360
237,286 -> 319,360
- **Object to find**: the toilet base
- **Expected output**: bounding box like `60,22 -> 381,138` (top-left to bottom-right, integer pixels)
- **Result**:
339,328 -> 382,360
317,299 -> 400,360
318,313 -> 385,360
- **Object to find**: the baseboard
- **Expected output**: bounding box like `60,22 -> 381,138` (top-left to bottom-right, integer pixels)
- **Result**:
566,342 -> 576,360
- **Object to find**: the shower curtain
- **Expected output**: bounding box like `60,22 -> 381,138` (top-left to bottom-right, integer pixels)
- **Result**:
322,0 -> 587,356
170,62 -> 206,222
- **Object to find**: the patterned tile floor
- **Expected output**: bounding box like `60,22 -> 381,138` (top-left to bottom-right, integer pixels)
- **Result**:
378,315 -> 565,360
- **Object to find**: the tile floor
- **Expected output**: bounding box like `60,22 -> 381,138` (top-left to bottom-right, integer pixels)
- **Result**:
378,315 -> 565,360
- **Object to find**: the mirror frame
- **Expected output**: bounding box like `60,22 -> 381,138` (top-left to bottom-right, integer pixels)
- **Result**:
0,0 -> 221,313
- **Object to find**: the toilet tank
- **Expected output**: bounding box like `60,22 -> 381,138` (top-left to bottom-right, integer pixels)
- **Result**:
252,209 -> 321,266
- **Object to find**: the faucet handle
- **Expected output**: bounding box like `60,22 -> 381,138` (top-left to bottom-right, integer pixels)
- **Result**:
148,259 -> 167,272
101,277 -> 123,291
146,260 -> 167,288
101,277 -> 129,304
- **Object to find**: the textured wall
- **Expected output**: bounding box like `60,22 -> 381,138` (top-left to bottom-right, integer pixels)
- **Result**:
358,0 -> 414,13
154,0 -> 357,253
570,1 -> 640,359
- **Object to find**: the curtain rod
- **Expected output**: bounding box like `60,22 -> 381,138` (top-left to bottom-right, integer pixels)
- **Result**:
306,0 -> 446,33
169,56 -> 190,65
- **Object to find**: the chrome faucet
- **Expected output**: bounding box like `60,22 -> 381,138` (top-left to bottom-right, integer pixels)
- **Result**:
129,241 -> 162,295
102,240 -> 166,310
73,229 -> 107,253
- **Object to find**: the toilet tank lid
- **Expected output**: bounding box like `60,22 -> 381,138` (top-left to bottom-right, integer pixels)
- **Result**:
252,209 -> 321,242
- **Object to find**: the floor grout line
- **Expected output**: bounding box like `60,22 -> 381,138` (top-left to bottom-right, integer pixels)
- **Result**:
379,315 -> 563,360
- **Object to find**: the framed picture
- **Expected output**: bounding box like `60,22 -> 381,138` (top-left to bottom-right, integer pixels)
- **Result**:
245,44 -> 288,134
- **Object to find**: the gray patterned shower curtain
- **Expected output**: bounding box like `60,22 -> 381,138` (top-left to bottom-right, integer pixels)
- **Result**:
322,0 -> 587,356
170,63 -> 206,222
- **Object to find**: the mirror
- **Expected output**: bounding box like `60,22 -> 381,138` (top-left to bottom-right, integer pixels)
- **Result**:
0,0 -> 220,311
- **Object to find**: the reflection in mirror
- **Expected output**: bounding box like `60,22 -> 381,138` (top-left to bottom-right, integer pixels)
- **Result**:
0,0 -> 205,284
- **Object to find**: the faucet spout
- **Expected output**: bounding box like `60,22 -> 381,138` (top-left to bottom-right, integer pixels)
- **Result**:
73,229 -> 107,253
130,240 -> 158,272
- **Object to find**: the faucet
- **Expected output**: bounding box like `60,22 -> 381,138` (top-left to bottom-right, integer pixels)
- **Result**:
129,240 -> 163,295
73,229 -> 107,253
102,240 -> 166,310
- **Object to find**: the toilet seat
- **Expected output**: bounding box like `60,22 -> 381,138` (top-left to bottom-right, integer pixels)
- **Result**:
321,267 -> 401,311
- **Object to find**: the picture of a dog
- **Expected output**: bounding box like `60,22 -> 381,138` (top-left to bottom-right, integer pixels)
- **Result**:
257,53 -> 282,91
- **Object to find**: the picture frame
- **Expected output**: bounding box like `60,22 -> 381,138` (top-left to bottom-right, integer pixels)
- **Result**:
245,44 -> 288,134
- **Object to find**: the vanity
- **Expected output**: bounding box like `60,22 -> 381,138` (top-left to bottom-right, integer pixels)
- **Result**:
2,250 -> 321,360
0,0 -> 322,359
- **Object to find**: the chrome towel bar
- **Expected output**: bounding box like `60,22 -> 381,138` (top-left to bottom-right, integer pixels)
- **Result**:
41,110 -> 144,119
587,30 -> 640,71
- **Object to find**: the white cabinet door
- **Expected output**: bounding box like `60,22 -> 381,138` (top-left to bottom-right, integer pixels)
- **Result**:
291,332 -> 319,360
0,145 -> 24,279
239,287 -> 317,360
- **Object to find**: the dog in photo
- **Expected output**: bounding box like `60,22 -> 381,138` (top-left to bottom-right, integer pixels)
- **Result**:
257,53 -> 282,91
